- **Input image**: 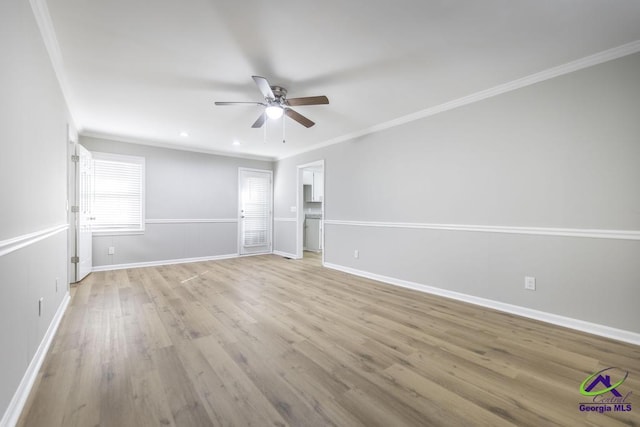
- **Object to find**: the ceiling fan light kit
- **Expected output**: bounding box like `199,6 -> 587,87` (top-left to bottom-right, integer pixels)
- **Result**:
265,105 -> 284,119
214,76 -> 329,139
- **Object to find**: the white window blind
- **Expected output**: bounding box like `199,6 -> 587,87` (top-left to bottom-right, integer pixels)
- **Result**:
91,152 -> 145,233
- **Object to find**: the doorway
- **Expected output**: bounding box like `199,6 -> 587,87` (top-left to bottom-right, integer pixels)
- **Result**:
296,160 -> 324,263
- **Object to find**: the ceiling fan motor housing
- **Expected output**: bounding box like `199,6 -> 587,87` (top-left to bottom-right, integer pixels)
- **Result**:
270,86 -> 287,102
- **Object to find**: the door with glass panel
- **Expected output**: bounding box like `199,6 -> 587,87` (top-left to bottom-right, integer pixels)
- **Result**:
238,168 -> 272,255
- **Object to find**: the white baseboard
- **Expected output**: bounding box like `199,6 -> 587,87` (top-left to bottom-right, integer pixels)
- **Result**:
92,253 -> 239,272
273,250 -> 298,259
323,262 -> 640,346
1,292 -> 71,427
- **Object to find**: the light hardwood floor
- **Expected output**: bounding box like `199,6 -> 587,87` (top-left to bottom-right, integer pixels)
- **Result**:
18,254 -> 640,426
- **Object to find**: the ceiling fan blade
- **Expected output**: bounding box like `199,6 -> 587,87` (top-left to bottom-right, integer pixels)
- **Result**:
214,101 -> 264,106
285,108 -> 315,128
285,96 -> 329,106
251,113 -> 266,128
252,76 -> 275,100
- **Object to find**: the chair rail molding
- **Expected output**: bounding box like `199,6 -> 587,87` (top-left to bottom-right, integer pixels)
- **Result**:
145,218 -> 238,224
324,220 -> 640,241
0,224 -> 69,258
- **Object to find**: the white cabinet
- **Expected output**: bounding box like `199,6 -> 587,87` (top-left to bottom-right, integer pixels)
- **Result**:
312,171 -> 323,202
303,170 -> 323,202
303,170 -> 313,185
304,217 -> 322,251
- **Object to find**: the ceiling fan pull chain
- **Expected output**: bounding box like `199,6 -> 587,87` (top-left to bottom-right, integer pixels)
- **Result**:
282,114 -> 286,143
263,113 -> 267,143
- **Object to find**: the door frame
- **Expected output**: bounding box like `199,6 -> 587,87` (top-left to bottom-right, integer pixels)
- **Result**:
237,167 -> 273,256
296,160 -> 324,261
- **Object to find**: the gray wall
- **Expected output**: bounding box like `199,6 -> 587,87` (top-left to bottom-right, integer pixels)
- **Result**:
0,0 -> 73,420
273,220 -> 297,256
274,52 -> 640,334
80,137 -> 272,267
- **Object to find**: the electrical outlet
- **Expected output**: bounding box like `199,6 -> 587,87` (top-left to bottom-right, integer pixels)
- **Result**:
38,297 -> 44,316
524,276 -> 536,291
108,246 -> 115,255
354,249 -> 359,259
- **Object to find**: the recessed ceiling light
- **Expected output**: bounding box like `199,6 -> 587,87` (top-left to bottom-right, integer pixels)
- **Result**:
232,140 -> 241,146
179,131 -> 189,137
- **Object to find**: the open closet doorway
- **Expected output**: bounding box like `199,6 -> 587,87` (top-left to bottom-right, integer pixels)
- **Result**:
296,160 -> 324,264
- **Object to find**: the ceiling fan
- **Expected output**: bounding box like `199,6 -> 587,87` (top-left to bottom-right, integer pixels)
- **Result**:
215,76 -> 329,128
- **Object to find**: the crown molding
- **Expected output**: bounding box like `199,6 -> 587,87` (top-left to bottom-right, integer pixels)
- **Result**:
29,0 -> 79,127
278,40 -> 640,161
27,0 -> 640,164
80,131 -> 276,162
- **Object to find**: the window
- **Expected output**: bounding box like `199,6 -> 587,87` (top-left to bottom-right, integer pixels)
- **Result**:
91,152 -> 145,234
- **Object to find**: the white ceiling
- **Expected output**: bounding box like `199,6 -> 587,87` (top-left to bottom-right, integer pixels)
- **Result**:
45,0 -> 640,160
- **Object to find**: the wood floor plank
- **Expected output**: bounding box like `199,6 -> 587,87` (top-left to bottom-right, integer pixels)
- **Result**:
223,338 -> 333,426
17,253 -> 640,426
16,349 -> 78,427
139,302 -> 173,350
193,335 -> 289,427
152,346 -> 214,427
383,363 -> 515,426
60,333 -> 103,427
129,368 -> 177,427
100,359 -> 136,427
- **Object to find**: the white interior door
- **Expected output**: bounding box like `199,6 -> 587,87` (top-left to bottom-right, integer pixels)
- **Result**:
76,144 -> 93,281
239,168 -> 272,255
